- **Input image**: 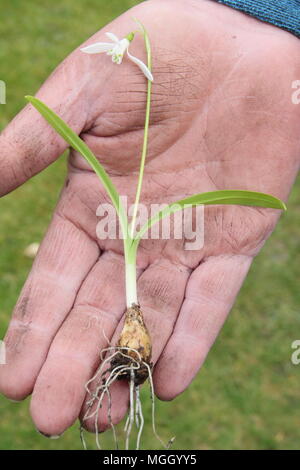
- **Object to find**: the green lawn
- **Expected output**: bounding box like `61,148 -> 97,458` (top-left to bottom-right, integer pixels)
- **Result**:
0,0 -> 300,450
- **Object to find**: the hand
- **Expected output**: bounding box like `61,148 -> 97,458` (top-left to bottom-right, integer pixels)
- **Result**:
0,0 -> 299,437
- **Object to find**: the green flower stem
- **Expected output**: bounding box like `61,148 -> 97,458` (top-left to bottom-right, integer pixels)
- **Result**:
125,21 -> 153,306
129,22 -> 152,239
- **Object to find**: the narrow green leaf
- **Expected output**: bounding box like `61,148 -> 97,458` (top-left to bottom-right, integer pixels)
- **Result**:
131,190 -> 286,249
25,95 -> 129,241
173,190 -> 286,211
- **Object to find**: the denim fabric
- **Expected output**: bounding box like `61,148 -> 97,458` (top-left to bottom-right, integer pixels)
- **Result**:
215,0 -> 300,38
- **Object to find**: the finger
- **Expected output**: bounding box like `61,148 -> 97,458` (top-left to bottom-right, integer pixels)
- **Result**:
0,59 -> 89,196
138,259 -> 191,362
30,251 -> 133,437
0,213 -> 99,401
153,254 -> 252,400
96,258 -> 191,427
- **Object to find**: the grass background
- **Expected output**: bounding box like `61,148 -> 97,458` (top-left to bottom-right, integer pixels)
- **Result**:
0,0 -> 299,450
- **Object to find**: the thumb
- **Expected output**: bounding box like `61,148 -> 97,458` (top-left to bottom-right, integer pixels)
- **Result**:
0,52 -> 89,197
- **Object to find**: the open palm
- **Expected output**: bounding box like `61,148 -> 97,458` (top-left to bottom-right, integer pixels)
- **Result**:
1,0 -> 299,437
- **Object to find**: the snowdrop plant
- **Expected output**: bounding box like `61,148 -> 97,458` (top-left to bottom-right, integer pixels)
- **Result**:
25,20 -> 286,450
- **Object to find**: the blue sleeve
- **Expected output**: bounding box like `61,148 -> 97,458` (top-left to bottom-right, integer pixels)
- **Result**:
215,1 -> 300,39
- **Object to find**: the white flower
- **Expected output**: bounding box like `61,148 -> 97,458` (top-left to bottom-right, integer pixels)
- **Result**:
80,32 -> 153,81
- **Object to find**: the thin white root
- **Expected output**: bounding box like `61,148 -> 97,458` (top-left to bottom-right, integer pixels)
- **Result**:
124,415 -> 130,433
125,368 -> 135,450
81,347 -> 141,449
85,363 -> 134,450
106,387 -> 118,450
84,350 -> 120,395
101,328 -> 112,348
143,361 -> 175,449
80,346 -> 172,450
80,424 -> 87,450
135,385 -> 144,450
135,387 -> 140,429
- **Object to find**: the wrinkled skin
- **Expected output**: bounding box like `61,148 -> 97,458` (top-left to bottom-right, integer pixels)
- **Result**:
0,0 -> 299,437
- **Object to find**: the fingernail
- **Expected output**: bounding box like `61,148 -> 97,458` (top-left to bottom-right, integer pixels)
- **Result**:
36,429 -> 61,439
8,399 -> 22,403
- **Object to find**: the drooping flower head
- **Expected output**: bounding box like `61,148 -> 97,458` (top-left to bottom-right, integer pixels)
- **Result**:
80,31 -> 153,81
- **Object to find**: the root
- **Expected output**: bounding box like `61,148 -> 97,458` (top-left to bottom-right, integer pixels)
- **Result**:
80,345 -> 174,450
125,368 -> 135,450
135,385 -> 144,450
143,360 -> 175,450
105,386 -> 118,450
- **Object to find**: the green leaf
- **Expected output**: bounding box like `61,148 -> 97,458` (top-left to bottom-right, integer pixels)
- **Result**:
132,190 -> 286,248
25,95 -> 129,241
